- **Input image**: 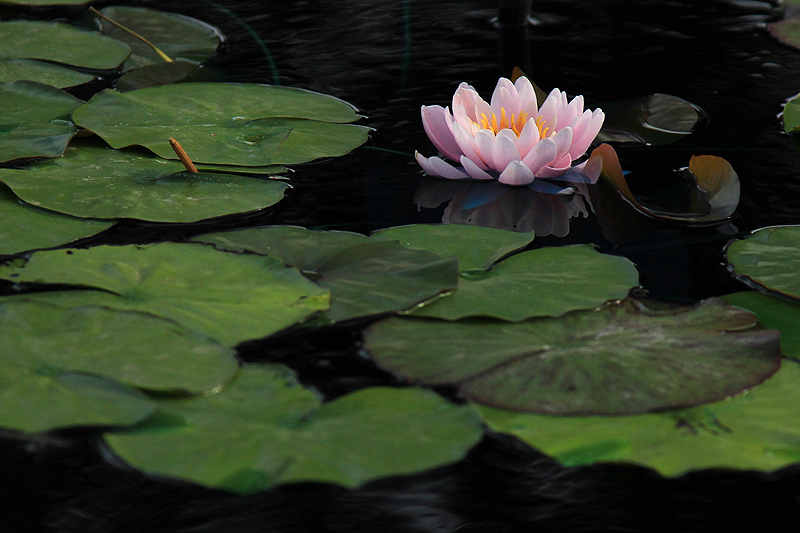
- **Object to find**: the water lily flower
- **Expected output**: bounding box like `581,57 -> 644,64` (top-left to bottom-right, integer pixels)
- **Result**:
416,76 -> 605,190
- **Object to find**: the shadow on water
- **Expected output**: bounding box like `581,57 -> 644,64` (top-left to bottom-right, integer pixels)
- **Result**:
3,0 -> 800,531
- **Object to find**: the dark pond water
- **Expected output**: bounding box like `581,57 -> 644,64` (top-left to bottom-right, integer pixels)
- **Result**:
3,0 -> 800,531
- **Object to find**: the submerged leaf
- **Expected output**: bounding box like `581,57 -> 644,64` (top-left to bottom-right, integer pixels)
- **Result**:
596,94 -> 701,145
364,298 -> 781,415
104,364 -> 484,493
0,242 -> 330,346
479,359 -> 800,476
72,83 -> 370,166
0,141 -> 288,222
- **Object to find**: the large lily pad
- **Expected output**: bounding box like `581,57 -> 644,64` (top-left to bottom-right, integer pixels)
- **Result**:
104,364 -> 483,493
0,361 -> 153,435
72,83 -> 370,166
410,243 -> 639,321
372,224 -> 534,271
0,242 -> 330,346
0,183 -> 113,256
726,225 -> 800,299
0,80 -> 83,162
0,59 -> 94,88
0,299 -> 239,394
0,141 -> 288,222
596,94 -> 701,146
195,226 -> 459,323
479,359 -> 800,477
364,298 -> 781,415
0,21 -> 130,70
96,6 -> 223,69
723,291 -> 800,361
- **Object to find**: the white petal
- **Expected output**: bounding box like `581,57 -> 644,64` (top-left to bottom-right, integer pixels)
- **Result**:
461,155 -> 495,180
522,137 -> 558,175
421,105 -> 462,161
498,160 -> 536,185
415,152 -> 470,179
492,129 -> 523,170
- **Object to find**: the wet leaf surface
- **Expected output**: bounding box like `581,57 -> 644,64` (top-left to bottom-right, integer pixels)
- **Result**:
726,225 -> 800,300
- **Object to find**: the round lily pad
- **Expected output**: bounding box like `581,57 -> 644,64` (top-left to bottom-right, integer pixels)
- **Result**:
0,242 -> 330,346
0,141 -> 289,222
411,244 -> 639,321
371,224 -> 535,271
0,20 -> 130,70
726,225 -> 800,300
0,298 -> 239,394
0,360 -> 153,435
104,364 -> 483,493
479,359 -> 800,477
364,298 -> 781,415
0,58 -> 94,88
0,183 -> 113,256
96,6 -> 223,69
596,93 -> 701,145
72,83 -> 370,166
0,80 -> 82,162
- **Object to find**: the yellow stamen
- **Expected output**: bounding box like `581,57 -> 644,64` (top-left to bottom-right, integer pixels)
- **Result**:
473,107 -> 534,137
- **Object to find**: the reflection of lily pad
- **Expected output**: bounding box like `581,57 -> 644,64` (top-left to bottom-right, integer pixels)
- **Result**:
73,83 -> 371,166
0,80 -> 83,162
411,243 -> 639,321
372,224 -> 534,271
0,362 -> 153,435
364,298 -> 780,415
0,20 -> 130,70
0,141 -> 288,222
0,58 -> 94,88
479,359 -> 800,476
96,6 -> 223,69
596,94 -> 701,146
195,226 -> 459,323
0,299 -> 239,394
0,242 -> 330,346
105,364 -> 483,493
0,183 -> 113,256
594,144 -> 739,223
726,225 -> 800,300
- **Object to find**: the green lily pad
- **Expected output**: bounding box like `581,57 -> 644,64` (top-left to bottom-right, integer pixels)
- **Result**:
594,144 -> 739,224
96,6 -> 223,69
479,359 -> 800,476
0,183 -> 113,256
0,361 -> 153,435
0,141 -> 288,222
410,243 -> 639,321
726,225 -> 800,300
372,224 -> 535,271
0,242 -> 330,346
104,364 -> 483,493
784,92 -> 800,133
114,60 -> 201,92
364,298 -> 781,415
72,83 -> 370,166
194,226 -> 459,323
0,21 -> 130,70
0,59 -> 94,88
0,299 -> 239,394
0,80 -> 83,163
0,0 -> 91,4
596,93 -> 701,146
723,291 -> 800,361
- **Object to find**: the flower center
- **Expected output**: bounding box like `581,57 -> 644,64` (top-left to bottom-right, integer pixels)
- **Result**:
477,108 -> 553,138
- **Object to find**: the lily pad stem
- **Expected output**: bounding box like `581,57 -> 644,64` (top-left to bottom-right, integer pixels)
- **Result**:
169,138 -> 198,173
89,7 -> 173,63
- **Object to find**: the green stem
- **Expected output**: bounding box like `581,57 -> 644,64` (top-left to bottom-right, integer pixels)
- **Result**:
89,7 -> 173,63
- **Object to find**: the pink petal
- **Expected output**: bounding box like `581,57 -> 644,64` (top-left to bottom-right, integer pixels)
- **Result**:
452,121 -> 490,170
537,88 -> 562,127
568,109 -> 605,160
537,165 -> 572,178
415,152 -> 470,179
474,99 -> 494,129
461,155 -> 495,180
421,105 -> 462,161
492,129 -> 523,170
522,137 -> 558,175
514,76 -> 537,109
491,85 -> 518,119
453,83 -> 482,122
571,153 -> 603,184
564,95 -> 584,127
516,118 -> 540,158
550,126 -> 574,162
498,160 -> 536,185
474,129 -> 497,169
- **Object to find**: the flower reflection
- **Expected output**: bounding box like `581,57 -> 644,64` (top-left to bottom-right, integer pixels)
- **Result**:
416,76 -> 604,190
415,178 -> 591,237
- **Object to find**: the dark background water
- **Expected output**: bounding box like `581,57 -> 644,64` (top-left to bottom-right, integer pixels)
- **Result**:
3,0 -> 800,531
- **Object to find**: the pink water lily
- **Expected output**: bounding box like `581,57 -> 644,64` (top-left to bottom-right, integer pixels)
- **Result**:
415,76 -> 605,189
